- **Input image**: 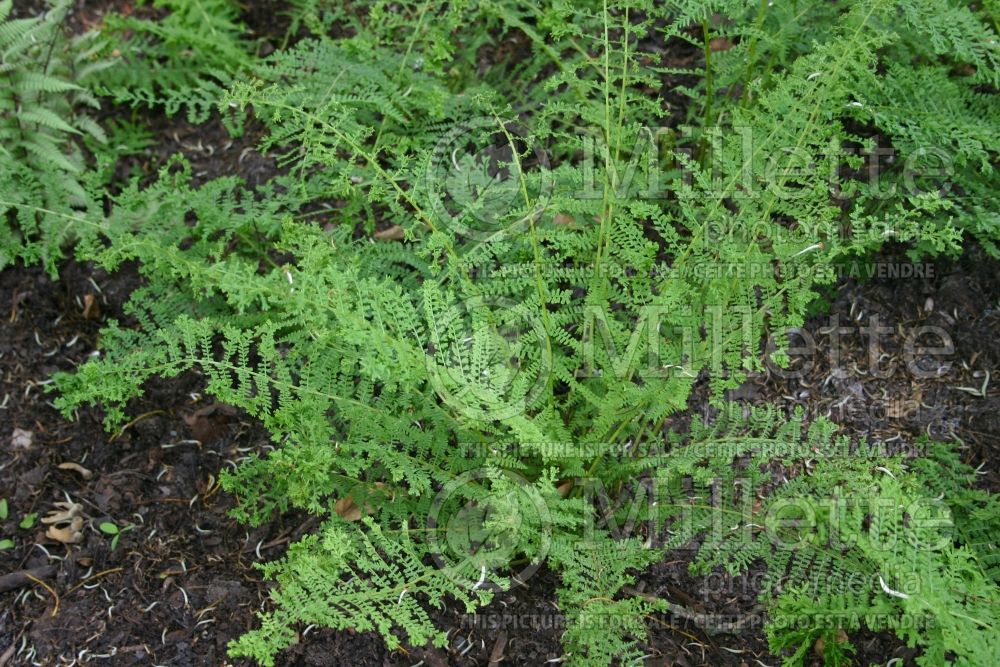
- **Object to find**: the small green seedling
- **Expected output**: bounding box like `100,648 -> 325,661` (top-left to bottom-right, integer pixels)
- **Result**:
19,513 -> 38,529
0,501 -> 20,549
99,521 -> 136,549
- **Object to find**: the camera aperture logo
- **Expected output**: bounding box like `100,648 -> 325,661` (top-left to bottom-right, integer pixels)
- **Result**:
425,294 -> 552,422
426,114 -> 552,239
428,468 -> 551,591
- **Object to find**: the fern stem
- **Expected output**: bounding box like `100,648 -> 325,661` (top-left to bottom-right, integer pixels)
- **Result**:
489,5 -> 596,107
488,108 -> 555,409
700,15 -> 714,134
613,3 -> 631,177
739,0 -> 771,105
660,0 -> 888,300
371,0 -> 433,154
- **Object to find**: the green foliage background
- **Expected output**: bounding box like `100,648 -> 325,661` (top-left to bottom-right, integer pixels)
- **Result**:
1,0 -> 999,665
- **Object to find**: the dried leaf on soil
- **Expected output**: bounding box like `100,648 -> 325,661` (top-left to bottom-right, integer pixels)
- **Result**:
57,462 -> 94,480
10,428 -> 33,449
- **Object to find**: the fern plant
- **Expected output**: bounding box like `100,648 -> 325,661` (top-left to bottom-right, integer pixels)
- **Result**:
46,0 -> 1000,665
910,440 -> 1000,586
94,0 -> 256,123
0,0 -> 112,274
647,407 -> 1000,666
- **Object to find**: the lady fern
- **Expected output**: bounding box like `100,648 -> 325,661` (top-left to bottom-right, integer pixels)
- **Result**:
0,0 -> 112,274
647,407 -> 1000,666
94,0 -> 255,123
40,0 -> 1000,665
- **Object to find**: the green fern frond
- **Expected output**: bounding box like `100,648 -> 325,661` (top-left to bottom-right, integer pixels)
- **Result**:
0,0 -> 111,274
94,0 -> 254,122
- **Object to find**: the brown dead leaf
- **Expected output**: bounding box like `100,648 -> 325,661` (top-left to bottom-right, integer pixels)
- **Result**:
556,479 -> 574,497
57,462 -> 94,480
710,37 -> 734,52
334,483 -> 391,521
553,213 -> 576,226
196,473 -> 217,496
333,496 -> 363,521
43,501 -> 85,543
47,516 -> 84,544
183,403 -> 238,443
42,501 -> 82,525
374,225 -> 405,241
11,428 -> 33,449
814,628 -> 849,657
82,293 -> 100,320
487,629 -> 508,666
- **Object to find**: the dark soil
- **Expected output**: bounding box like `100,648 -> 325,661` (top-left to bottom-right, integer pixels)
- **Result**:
2,2 -> 999,667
